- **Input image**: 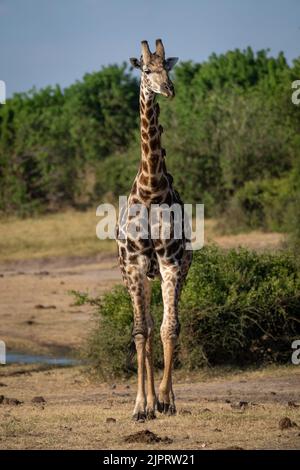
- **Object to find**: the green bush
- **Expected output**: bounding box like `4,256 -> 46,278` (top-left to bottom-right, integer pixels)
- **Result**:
286,161 -> 300,260
94,144 -> 139,202
1,48 -> 299,218
77,247 -> 300,378
222,176 -> 296,232
180,247 -> 300,368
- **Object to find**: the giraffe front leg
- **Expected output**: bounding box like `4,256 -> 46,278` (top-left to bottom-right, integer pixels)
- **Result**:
127,269 -> 149,422
144,278 -> 156,419
157,269 -> 180,415
145,326 -> 156,419
133,333 -> 147,421
157,337 -> 177,415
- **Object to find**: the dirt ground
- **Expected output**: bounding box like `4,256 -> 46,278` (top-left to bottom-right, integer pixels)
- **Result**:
0,254 -> 121,355
0,227 -> 284,356
0,364 -> 299,450
1,226 -> 298,450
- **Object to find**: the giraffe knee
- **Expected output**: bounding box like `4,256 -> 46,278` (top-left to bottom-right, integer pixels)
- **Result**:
160,320 -> 180,341
132,324 -> 148,340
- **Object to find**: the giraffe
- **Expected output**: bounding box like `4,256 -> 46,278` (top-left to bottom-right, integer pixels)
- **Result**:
116,39 -> 192,421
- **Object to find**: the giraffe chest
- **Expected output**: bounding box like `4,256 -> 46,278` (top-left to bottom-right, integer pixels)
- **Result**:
116,186 -> 189,278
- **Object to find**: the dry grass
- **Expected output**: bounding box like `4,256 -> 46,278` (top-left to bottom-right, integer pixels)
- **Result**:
0,209 -> 115,262
0,364 -> 299,450
0,210 -> 285,263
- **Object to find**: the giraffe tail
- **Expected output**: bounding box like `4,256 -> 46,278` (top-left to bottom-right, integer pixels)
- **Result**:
126,336 -> 136,370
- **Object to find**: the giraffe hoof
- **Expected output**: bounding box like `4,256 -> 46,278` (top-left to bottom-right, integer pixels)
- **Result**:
168,404 -> 177,416
146,409 -> 156,420
157,400 -> 164,413
157,401 -> 171,414
132,412 -> 146,422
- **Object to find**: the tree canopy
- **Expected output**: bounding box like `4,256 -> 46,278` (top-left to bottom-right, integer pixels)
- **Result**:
0,48 -> 299,226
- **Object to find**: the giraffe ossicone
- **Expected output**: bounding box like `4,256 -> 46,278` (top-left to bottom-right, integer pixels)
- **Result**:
116,39 -> 193,421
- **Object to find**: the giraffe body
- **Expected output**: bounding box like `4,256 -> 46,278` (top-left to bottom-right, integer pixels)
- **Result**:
116,39 -> 192,420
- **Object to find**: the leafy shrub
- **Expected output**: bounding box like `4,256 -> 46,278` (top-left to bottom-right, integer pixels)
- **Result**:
286,161 -> 300,260
78,247 -> 300,378
1,48 -> 299,217
221,176 -> 296,232
94,145 -> 139,202
180,247 -> 300,368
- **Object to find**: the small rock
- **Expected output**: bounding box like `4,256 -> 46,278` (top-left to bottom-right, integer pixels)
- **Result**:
32,396 -> 46,404
106,417 -> 116,424
225,399 -> 231,403
35,304 -> 56,310
26,320 -> 35,325
112,391 -> 130,397
288,401 -> 299,408
8,398 -> 23,406
125,429 -> 172,444
279,417 -> 298,430
111,384 -> 116,390
0,383 -> 7,388
63,426 -> 72,431
239,401 -> 248,407
179,408 -> 192,415
1,397 -> 23,406
213,428 -> 222,432
225,446 -> 244,450
201,408 -> 212,413
231,401 -> 248,410
125,385 -> 130,389
270,391 -> 277,396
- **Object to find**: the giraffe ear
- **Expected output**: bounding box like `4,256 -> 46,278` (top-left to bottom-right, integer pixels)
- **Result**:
130,58 -> 141,69
165,57 -> 179,71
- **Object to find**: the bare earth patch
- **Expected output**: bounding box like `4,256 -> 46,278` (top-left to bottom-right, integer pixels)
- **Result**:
0,365 -> 299,450
0,213 -> 293,449
0,254 -> 121,355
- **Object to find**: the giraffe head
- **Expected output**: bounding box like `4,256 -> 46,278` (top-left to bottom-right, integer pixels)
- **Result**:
130,39 -> 178,98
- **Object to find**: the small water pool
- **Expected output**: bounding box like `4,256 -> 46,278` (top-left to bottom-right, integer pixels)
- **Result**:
5,352 -> 79,366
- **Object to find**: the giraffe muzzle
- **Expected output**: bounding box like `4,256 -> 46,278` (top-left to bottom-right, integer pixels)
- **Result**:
161,83 -> 175,98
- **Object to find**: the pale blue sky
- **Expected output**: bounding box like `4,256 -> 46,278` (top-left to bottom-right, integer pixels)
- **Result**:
1,0 -> 299,97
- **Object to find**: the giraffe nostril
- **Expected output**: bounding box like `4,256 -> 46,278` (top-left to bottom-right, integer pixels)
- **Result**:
161,83 -> 175,98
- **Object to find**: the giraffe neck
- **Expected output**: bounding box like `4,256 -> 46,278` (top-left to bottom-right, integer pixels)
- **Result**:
136,79 -> 168,197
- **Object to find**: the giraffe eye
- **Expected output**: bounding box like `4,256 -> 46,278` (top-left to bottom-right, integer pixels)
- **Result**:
144,69 -> 151,75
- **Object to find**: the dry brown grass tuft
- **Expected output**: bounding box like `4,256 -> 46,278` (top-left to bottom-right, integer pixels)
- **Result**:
0,365 -> 299,450
0,209 -> 115,262
0,211 -> 284,263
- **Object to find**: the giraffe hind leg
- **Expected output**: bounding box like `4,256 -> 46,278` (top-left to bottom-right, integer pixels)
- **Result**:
144,278 -> 157,419
124,263 -> 155,421
157,265 -> 182,415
